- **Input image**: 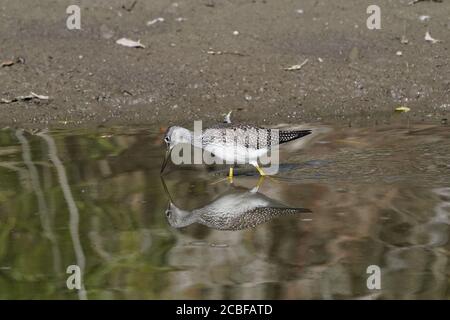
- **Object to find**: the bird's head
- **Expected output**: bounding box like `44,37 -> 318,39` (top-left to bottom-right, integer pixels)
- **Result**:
164,126 -> 192,148
161,126 -> 192,173
165,201 -> 197,228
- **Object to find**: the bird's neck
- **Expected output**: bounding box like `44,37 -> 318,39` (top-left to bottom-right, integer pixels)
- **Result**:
190,131 -> 203,148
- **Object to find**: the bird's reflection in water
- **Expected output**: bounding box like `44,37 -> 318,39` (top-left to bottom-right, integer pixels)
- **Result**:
162,176 -> 312,231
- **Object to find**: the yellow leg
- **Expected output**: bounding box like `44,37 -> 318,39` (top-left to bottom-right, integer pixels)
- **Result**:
250,176 -> 266,193
255,165 -> 266,176
210,167 -> 234,185
228,167 -> 234,183
255,176 -> 266,188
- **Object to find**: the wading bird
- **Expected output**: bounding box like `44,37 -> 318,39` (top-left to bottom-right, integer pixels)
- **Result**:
160,123 -> 311,177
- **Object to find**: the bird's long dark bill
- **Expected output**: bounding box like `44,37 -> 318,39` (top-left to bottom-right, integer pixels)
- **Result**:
160,175 -> 176,205
160,148 -> 172,173
160,175 -> 170,199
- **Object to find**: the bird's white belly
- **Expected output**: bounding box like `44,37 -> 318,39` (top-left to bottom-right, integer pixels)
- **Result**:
204,144 -> 267,164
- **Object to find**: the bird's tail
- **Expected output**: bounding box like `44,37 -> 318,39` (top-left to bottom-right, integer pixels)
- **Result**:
278,130 -> 312,144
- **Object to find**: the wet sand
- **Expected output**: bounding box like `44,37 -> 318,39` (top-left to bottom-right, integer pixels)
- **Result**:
0,0 -> 449,128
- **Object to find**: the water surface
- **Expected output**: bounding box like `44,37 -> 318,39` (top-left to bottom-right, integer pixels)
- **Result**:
0,125 -> 449,299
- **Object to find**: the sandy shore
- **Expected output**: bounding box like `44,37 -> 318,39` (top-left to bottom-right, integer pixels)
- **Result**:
0,0 -> 449,128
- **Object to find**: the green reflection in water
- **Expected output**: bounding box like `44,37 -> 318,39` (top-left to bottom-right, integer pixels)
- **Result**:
0,125 -> 449,299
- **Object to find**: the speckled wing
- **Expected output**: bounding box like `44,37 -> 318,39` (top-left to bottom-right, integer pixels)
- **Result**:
201,123 -> 312,149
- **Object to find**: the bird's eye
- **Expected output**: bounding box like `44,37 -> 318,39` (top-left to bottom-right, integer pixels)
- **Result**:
165,210 -> 171,217
164,136 -> 170,143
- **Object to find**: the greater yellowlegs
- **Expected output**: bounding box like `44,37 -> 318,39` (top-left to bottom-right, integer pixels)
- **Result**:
160,123 -> 312,177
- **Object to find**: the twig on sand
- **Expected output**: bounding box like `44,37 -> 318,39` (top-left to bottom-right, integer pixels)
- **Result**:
0,92 -> 49,104
116,38 -> 145,48
284,59 -> 309,71
425,31 -> 442,44
1,56 -> 25,67
206,50 -> 247,57
409,0 -> 442,5
122,0 -> 137,12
